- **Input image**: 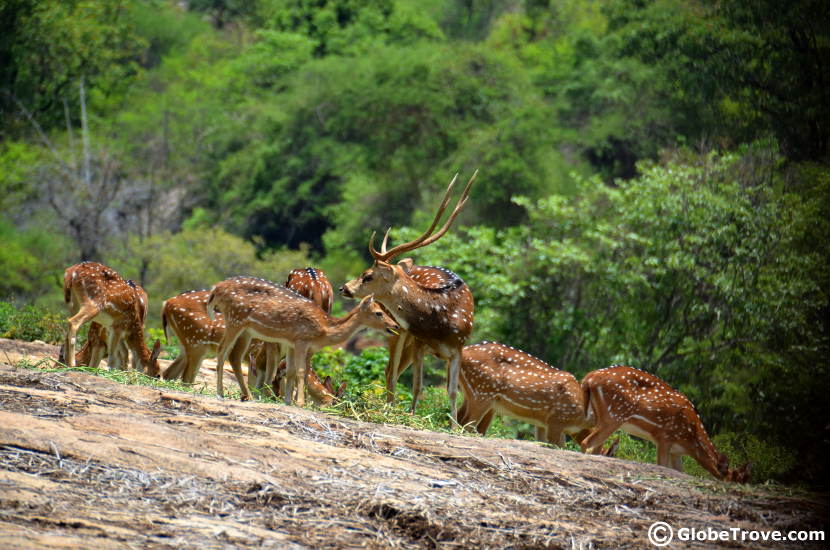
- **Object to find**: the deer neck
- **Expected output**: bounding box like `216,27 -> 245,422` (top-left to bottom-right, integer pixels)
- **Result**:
318,308 -> 367,347
689,421 -> 723,479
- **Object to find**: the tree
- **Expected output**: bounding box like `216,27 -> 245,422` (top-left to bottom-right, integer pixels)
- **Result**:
604,0 -> 830,160
1,0 -> 143,135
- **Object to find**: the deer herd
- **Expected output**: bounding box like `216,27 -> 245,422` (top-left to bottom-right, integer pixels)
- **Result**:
58,171 -> 750,484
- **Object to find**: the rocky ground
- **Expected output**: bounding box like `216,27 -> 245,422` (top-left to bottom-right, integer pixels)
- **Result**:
0,338 -> 826,549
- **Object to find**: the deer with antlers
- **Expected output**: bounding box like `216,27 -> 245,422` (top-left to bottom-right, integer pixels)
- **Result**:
62,262 -> 161,376
340,172 -> 477,418
208,276 -> 399,405
580,365 -> 750,482
458,341 -> 592,445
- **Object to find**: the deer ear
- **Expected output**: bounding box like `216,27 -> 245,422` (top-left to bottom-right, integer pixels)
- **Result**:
336,381 -> 347,397
150,339 -> 162,362
360,294 -> 375,309
397,258 -> 414,273
374,261 -> 395,280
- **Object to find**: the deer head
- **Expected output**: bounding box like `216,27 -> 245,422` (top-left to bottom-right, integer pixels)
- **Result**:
340,171 -> 477,301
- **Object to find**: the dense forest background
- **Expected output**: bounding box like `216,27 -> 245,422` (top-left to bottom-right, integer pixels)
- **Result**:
1,0 -> 828,486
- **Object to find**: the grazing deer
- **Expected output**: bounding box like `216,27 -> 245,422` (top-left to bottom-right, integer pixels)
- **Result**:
208,276 -> 399,405
267,356 -> 346,406
162,268 -> 342,404
458,342 -> 592,445
65,322 -> 129,369
62,262 -> 161,376
340,172 -> 477,418
580,365 -> 751,483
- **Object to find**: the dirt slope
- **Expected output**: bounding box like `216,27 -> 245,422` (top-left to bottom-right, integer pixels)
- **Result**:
0,339 -> 826,549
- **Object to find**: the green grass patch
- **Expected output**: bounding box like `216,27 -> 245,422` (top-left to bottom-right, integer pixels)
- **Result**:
14,356 -> 223,396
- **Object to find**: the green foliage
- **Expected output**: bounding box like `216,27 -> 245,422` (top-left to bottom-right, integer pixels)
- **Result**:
259,0 -> 444,56
105,225 -> 310,323
127,0 -> 209,68
312,346 -> 390,390
0,220 -> 71,301
0,141 -> 39,209
0,302 -> 64,344
604,0 -> 830,160
1,0 -> 145,132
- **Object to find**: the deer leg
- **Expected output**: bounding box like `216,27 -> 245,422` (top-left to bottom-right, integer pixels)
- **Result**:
572,429 -> 592,446
163,354 -> 186,380
477,407 -> 496,435
262,343 -> 279,389
275,360 -> 287,399
409,347 -> 424,414
183,349 -> 208,384
656,442 -> 672,469
127,339 -> 138,372
580,422 -> 622,454
64,304 -> 98,368
670,453 -> 684,472
216,326 -> 244,398
293,343 -> 309,408
446,351 -> 462,423
465,400 -> 495,435
457,400 -> 469,426
86,327 -> 107,369
385,332 -> 409,403
545,424 -> 567,447
106,328 -> 126,371
228,332 -> 252,401
535,426 -> 548,442
458,398 -> 492,434
284,347 -> 299,406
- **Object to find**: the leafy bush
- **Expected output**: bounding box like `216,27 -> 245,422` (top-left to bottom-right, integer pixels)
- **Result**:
312,346 -> 391,394
0,301 -> 64,344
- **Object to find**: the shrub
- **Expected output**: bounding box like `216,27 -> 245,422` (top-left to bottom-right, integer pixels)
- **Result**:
0,301 -> 64,344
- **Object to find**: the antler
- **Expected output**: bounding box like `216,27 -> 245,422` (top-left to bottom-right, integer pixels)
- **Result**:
369,170 -> 478,262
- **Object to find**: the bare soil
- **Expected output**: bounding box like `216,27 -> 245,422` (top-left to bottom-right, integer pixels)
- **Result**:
0,338 -> 826,549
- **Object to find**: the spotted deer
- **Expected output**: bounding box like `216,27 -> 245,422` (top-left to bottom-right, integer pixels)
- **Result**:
580,365 -> 751,482
161,273 -> 342,405
69,322 -> 129,369
161,290 -> 230,383
340,172 -> 477,418
208,276 -> 399,405
62,262 -> 161,376
458,342 -> 592,445
250,267 -> 336,389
